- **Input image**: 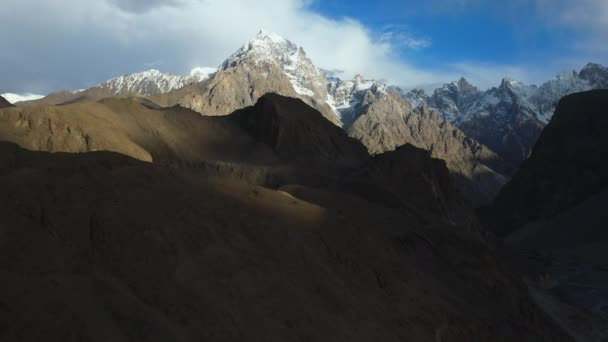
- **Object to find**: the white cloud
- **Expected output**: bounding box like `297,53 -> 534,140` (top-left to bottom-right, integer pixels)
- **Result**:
379,25 -> 432,50
1,93 -> 45,104
535,0 -> 608,52
0,0 -> 443,93
0,0 -> 604,95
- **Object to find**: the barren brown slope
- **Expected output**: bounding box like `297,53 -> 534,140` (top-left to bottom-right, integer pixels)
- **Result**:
230,93 -> 367,167
0,141 -> 572,342
347,87 -> 508,206
0,96 -> 278,165
15,87 -> 118,107
153,64 -> 341,126
0,94 -> 369,192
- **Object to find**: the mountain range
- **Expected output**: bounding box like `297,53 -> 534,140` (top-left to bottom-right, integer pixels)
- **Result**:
14,31 -> 608,205
404,63 -> 608,169
2,29 -> 607,341
0,91 -> 576,341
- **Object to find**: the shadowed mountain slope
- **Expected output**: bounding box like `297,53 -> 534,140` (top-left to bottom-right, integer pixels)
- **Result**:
345,87 -> 508,206
230,93 -> 367,166
481,90 -> 608,340
487,90 -> 608,236
0,96 -> 277,165
0,141 -> 572,342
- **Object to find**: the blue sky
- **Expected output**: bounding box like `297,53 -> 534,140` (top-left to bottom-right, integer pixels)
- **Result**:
1,0 -> 607,98
309,0 -> 607,85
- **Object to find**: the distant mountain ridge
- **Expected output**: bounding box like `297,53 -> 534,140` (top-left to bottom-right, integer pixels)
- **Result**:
12,30 -> 511,205
0,92 -> 574,341
97,67 -> 216,96
16,31 -> 606,204
17,67 -> 216,107
403,63 -> 608,169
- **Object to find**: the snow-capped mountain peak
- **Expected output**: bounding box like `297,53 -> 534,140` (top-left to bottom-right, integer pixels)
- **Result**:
220,30 -> 328,99
467,78 -> 537,115
499,77 -> 527,90
221,30 -> 298,69
579,62 -> 608,88
255,29 -> 288,44
97,68 -> 214,96
326,74 -> 387,125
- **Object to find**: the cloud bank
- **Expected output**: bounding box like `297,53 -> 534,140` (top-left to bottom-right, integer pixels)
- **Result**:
0,0 -> 460,94
0,0 -> 606,95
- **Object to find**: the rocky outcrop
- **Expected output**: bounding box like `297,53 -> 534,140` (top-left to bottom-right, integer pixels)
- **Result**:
231,93 -> 367,167
579,62 -> 608,89
457,79 -> 546,171
347,144 -> 475,226
345,86 -> 507,206
431,78 -> 481,122
487,90 -> 608,236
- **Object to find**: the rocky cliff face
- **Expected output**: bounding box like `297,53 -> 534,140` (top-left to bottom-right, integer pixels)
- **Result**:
344,86 -> 508,206
326,75 -> 381,127
230,93 -> 367,167
403,63 -> 608,170
458,79 -> 546,171
487,89 -> 608,236
430,78 -> 482,122
579,62 -> 608,88
174,30 -> 341,125
481,89 -> 608,340
347,143 -> 476,226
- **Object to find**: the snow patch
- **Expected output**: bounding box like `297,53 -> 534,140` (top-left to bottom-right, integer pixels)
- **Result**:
97,67 -> 214,96
1,93 -> 45,104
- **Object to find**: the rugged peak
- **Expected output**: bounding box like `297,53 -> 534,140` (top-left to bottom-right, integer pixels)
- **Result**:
457,77 -> 478,92
579,62 -> 608,88
497,78 -> 538,98
489,89 -> 608,235
351,74 -> 378,89
231,93 -> 367,166
407,88 -> 427,97
254,29 -> 288,44
499,77 -> 524,89
440,78 -> 479,95
222,30 -> 300,70
218,30 -> 330,101
581,62 -> 606,72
